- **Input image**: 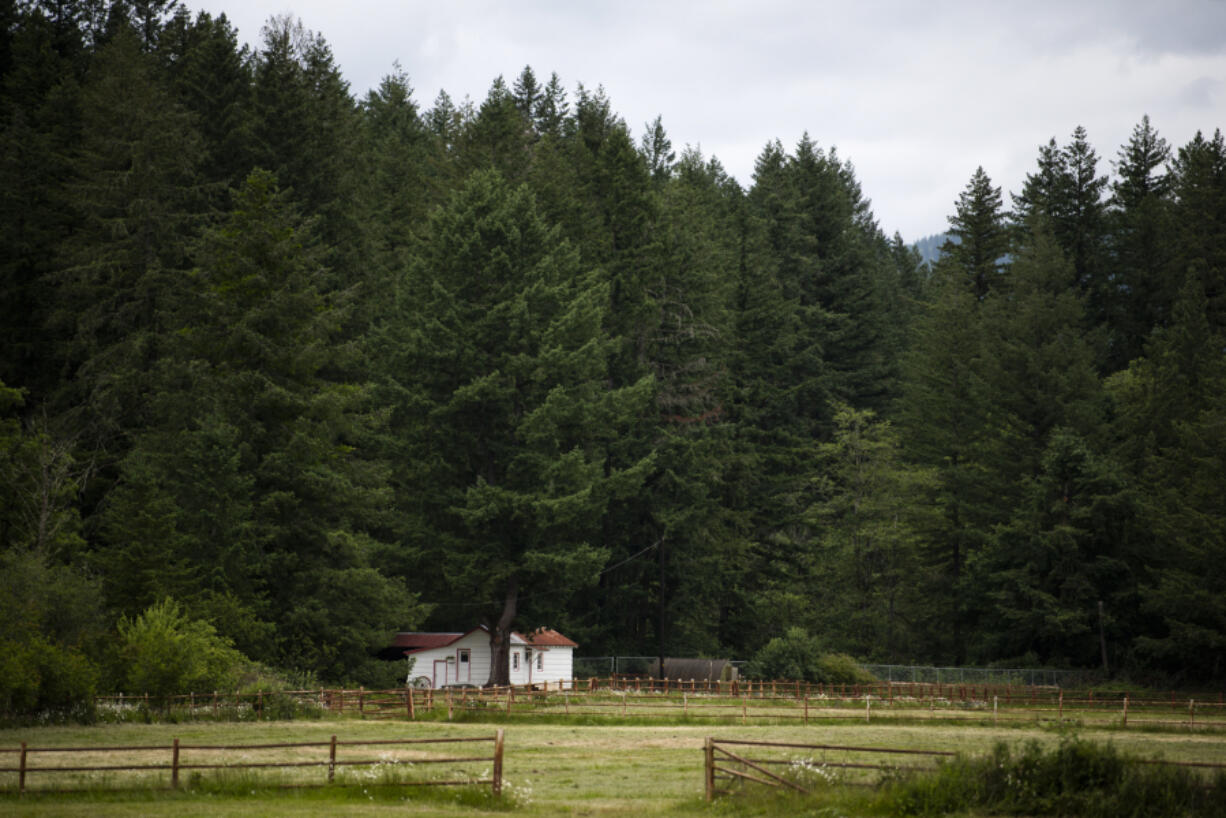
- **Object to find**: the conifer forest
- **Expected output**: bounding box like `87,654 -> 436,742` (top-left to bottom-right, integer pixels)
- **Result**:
2,2 -> 1225,712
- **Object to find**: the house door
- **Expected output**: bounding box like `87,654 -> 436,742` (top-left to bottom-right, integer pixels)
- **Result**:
433,659 -> 449,688
457,649 -> 471,683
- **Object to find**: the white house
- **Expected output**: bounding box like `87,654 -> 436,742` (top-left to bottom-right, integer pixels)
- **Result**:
390,625 -> 578,689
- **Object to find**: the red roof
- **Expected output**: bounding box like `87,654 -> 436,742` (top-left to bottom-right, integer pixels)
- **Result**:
390,625 -> 576,654
525,627 -> 578,648
391,632 -> 464,651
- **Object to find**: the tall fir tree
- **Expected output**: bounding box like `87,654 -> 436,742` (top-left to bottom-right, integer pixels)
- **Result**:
380,170 -> 653,684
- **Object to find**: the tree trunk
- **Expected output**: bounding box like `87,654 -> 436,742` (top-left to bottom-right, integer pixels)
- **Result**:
486,576 -> 518,688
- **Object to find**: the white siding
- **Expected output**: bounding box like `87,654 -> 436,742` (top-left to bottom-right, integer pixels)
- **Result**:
534,647 -> 574,688
401,629 -> 575,689
407,630 -> 493,688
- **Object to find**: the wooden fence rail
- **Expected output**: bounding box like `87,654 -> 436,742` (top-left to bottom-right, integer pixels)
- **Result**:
703,736 -> 1226,801
0,729 -> 504,798
704,737 -> 953,800
90,680 -> 1226,732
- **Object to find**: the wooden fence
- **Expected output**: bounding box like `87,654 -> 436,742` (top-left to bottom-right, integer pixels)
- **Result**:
0,729 -> 504,797
702,735 -> 1226,801
92,679 -> 1226,731
704,737 -> 952,799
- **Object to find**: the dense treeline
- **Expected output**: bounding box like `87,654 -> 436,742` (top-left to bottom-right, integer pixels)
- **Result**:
2,2 -> 1224,711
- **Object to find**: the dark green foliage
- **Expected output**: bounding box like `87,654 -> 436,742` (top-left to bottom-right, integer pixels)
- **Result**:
885,737 -> 1225,818
381,169 -> 653,682
48,24 -> 206,455
1,2 -> 1224,692
0,548 -> 103,719
115,598 -> 251,700
744,627 -> 875,684
805,404 -> 934,660
944,166 -> 1009,299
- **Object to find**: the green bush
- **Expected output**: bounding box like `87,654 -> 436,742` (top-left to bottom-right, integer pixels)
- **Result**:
882,736 -> 1225,817
0,633 -> 98,721
116,599 -> 252,700
744,628 -> 875,684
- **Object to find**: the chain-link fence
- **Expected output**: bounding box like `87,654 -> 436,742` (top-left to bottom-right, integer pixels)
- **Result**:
575,657 -> 1098,689
574,656 -> 747,679
860,664 -> 1100,688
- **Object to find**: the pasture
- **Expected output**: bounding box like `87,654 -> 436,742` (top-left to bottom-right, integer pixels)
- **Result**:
3,706 -> 1225,816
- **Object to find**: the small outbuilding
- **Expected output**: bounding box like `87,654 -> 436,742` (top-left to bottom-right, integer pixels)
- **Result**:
389,625 -> 578,689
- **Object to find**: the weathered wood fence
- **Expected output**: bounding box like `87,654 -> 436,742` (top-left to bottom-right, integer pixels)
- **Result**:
93,680 -> 1226,731
0,729 -> 504,797
703,736 -> 1226,801
704,737 -> 952,799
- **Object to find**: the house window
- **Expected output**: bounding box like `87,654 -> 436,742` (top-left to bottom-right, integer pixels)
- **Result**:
512,651 -> 520,671
536,651 -> 543,671
458,649 -> 470,665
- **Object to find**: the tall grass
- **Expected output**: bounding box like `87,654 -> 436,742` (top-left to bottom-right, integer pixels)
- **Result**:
877,736 -> 1225,817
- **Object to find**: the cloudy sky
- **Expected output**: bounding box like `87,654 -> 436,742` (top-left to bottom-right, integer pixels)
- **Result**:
189,0 -> 1226,241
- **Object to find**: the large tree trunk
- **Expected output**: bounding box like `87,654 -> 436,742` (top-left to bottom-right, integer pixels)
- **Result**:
486,576 -> 518,688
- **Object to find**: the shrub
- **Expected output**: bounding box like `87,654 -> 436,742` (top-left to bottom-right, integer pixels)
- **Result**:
0,633 -> 98,721
882,736 -> 1226,817
744,628 -> 875,684
116,599 -> 252,700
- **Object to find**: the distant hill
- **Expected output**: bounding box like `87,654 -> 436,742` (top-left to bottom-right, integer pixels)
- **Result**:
912,232 -> 955,266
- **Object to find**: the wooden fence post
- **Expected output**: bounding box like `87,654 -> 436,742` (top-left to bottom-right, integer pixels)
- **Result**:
993,696 -> 998,726
171,738 -> 180,789
803,694 -> 809,725
1190,699 -> 1196,727
328,734 -> 337,782
704,737 -> 715,801
447,687 -> 453,721
492,729 -> 504,799
1059,690 -> 1064,721
1122,694 -> 1129,727
212,690 -> 218,717
866,696 -> 871,723
358,686 -> 364,716
19,742 -> 27,794
506,686 -> 513,715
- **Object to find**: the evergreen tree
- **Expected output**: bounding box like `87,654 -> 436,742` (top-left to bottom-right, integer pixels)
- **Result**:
1110,276 -> 1226,679
157,8 -> 254,196
975,429 -> 1133,668
640,114 -> 674,186
510,64 -> 541,122
981,227 -> 1105,481
1106,115 -> 1175,369
360,63 -> 431,293
896,260 -> 996,663
381,170 -> 653,684
250,15 -> 366,287
805,404 -> 934,660
99,170 -> 422,678
1168,129 -> 1226,332
944,166 -> 1009,300
0,3 -> 84,396
47,25 -> 205,460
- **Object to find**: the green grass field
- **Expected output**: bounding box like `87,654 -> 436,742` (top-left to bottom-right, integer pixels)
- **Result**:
3,715 -> 1225,816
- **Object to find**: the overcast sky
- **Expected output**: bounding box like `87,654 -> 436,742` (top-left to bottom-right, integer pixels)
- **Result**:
189,0 -> 1226,241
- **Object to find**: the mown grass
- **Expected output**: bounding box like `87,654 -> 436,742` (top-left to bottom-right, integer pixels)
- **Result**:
2,717 -> 1224,815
